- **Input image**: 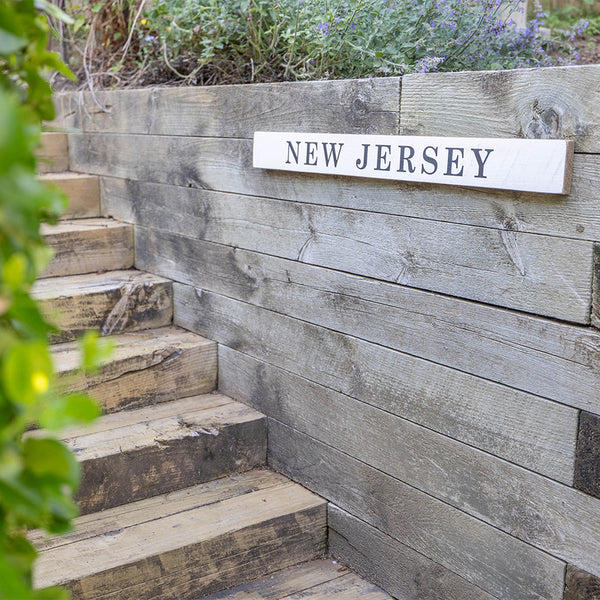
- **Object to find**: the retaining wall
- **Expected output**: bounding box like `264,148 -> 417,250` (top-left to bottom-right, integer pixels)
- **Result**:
55,65 -> 600,600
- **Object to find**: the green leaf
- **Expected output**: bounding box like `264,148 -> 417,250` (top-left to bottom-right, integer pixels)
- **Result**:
39,393 -> 101,431
0,556 -> 36,600
73,15 -> 86,33
3,341 -> 53,406
34,0 -> 75,25
23,438 -> 80,487
80,331 -> 114,372
0,29 -> 27,54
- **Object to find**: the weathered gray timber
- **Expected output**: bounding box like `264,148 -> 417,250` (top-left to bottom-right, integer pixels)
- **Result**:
95,139 -> 600,244
574,411 -> 600,499
217,332 -> 576,483
40,173 -> 100,218
88,169 -> 596,323
54,327 -> 217,413
33,270 -> 173,342
174,286 -> 600,576
55,78 -> 400,137
137,225 -> 600,416
400,65 -> 600,153
69,394 -> 266,514
55,69 -> 600,600
564,565 -> 600,600
268,420 -> 565,600
328,506 -> 499,600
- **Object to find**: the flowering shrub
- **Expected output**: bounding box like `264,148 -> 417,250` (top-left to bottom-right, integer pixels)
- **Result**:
62,0 -> 582,87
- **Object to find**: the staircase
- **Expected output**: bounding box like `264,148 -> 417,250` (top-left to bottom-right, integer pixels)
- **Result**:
32,133 -> 392,600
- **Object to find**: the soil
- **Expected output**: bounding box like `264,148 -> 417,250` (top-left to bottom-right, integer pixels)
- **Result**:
572,34 -> 600,64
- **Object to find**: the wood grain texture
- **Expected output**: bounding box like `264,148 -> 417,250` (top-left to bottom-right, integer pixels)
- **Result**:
99,147 -> 600,245
173,286 -> 600,575
328,506 -> 498,600
37,132 -> 69,173
33,269 -> 172,342
219,342 -> 575,485
564,565 -> 600,600
53,326 -> 217,413
97,174 -> 595,323
55,78 -> 400,137
203,560 -> 392,600
400,65 -> 600,153
574,411 -> 600,499
65,394 -> 266,514
41,218 -> 134,278
34,472 -> 327,599
201,560 -> 351,599
137,224 -> 599,415
268,420 -> 564,600
31,470 -> 291,552
40,172 -> 100,218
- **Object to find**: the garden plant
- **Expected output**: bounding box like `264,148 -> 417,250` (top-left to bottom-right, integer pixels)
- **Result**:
58,0 -> 586,89
0,1 -> 110,598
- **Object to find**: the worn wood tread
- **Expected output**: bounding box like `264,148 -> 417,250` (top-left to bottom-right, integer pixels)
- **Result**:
53,326 -> 218,413
201,559 -> 393,599
37,132 -> 69,173
40,172 -> 100,218
33,470 -> 327,599
33,269 -> 173,342
59,393 -> 266,513
41,218 -> 134,278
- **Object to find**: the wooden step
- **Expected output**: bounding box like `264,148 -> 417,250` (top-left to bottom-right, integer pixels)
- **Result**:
41,218 -> 134,278
202,559 -> 393,600
53,327 -> 217,413
33,470 -> 327,600
58,393 -> 266,514
33,270 -> 173,342
37,132 -> 69,173
40,173 -> 101,218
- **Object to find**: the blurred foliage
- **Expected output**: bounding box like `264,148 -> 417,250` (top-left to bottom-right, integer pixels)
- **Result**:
0,1 -> 111,598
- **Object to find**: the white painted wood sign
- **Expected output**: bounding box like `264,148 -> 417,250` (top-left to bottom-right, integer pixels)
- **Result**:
253,132 -> 573,195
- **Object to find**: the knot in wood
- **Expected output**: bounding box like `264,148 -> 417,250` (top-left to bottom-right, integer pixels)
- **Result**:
524,102 -> 562,140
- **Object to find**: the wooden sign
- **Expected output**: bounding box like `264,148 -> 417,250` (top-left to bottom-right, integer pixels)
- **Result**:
253,132 -> 574,195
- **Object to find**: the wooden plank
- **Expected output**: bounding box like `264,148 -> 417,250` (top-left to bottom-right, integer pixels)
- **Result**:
201,560 -> 348,599
268,420 -> 565,600
564,565 -> 600,600
96,138 -> 600,244
34,474 -> 327,599
31,470 -> 291,552
33,270 -> 173,342
53,326 -> 217,413
204,563 -> 391,600
137,224 -> 600,414
100,144 -> 600,243
56,78 -> 400,137
142,234 -> 582,481
68,394 -> 266,514
574,411 -> 600,500
41,218 -> 134,278
40,173 -> 100,218
37,132 -> 69,173
174,286 -> 600,575
97,176 -> 596,324
328,506 -> 498,600
219,342 -> 576,485
254,132 -> 574,195
400,65 -> 600,153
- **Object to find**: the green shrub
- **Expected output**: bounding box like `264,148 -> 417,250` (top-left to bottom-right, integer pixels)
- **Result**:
0,1 -> 110,598
62,0 -> 582,88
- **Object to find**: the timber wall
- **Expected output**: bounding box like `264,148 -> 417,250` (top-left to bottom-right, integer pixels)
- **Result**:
55,65 -> 600,600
